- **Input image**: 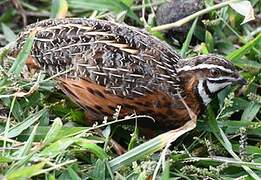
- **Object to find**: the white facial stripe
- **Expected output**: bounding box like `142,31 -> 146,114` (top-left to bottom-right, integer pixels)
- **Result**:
207,81 -> 231,93
198,80 -> 211,105
177,64 -> 234,73
208,76 -> 237,81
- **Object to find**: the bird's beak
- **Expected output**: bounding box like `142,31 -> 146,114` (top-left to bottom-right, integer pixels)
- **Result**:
235,77 -> 247,85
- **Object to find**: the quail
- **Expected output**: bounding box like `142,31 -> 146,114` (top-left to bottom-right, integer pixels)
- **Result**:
8,18 -> 247,131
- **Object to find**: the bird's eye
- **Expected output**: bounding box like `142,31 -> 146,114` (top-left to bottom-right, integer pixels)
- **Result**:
210,69 -> 220,77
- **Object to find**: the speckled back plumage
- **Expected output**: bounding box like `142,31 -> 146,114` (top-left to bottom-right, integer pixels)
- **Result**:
11,18 -> 190,130
16,18 -> 182,98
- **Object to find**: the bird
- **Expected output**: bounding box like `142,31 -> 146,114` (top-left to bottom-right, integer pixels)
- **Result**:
9,18 -> 247,131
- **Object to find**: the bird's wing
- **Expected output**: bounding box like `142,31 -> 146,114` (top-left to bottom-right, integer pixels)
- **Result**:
15,18 -> 181,98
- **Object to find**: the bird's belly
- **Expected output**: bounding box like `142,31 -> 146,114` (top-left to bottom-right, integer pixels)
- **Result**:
59,78 -> 202,131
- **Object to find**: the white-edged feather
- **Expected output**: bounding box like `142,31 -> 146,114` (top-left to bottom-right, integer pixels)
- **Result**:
177,64 -> 233,73
197,80 -> 211,105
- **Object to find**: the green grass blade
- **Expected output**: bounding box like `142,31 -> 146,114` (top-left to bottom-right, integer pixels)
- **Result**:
8,30 -> 35,76
7,161 -> 46,180
121,0 -> 134,7
19,126 -> 87,141
230,58 -> 261,69
109,120 -> 196,171
67,0 -> 141,23
109,135 -> 165,171
180,18 -> 198,58
39,138 -> 82,157
205,30 -> 214,53
40,137 -> 105,159
18,123 -> 39,158
51,0 -> 68,18
67,167 -> 82,180
162,160 -> 170,180
78,143 -> 108,160
43,117 -> 63,145
0,156 -> 12,163
1,23 -> 16,42
227,33 -> 261,61
89,159 -> 106,179
6,153 -> 34,175
241,101 -> 261,121
2,108 -> 47,138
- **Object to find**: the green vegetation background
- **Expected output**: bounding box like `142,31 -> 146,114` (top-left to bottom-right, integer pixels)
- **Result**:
0,0 -> 260,179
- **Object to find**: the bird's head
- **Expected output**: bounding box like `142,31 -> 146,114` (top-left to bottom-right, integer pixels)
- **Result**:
177,55 -> 247,105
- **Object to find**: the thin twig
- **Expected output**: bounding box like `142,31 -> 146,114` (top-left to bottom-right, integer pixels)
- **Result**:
151,0 -> 240,31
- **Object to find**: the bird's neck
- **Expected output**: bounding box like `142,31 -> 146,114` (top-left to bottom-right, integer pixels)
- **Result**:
178,72 -> 210,108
